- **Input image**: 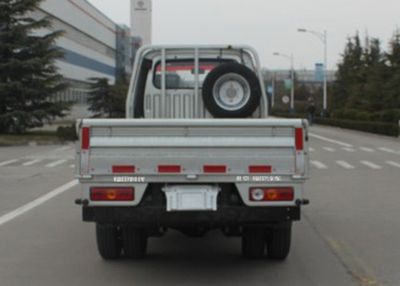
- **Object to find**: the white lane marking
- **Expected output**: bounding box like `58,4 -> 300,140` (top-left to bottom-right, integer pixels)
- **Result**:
336,161 -> 355,169
22,159 -> 42,166
0,180 -> 78,226
323,147 -> 336,152
309,147 -> 315,152
386,161 -> 400,168
309,133 -> 353,148
361,161 -> 382,170
51,146 -> 72,152
45,160 -> 67,168
311,160 -> 328,169
378,147 -> 398,154
342,147 -> 356,152
0,159 -> 19,167
69,164 -> 75,169
360,147 -> 375,153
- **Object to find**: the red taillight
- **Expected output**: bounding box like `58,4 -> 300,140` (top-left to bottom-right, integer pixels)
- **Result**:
81,127 -> 90,150
90,187 -> 134,201
249,187 -> 294,202
158,165 -> 181,173
203,165 -> 227,173
112,165 -> 136,173
249,165 -> 272,173
295,128 -> 304,151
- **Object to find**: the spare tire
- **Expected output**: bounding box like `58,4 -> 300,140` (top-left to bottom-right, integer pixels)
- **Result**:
202,62 -> 261,118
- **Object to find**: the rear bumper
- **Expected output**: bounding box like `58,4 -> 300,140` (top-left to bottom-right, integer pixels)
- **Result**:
82,206 -> 301,227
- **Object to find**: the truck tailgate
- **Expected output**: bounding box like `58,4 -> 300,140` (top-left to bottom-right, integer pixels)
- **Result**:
77,119 -> 309,206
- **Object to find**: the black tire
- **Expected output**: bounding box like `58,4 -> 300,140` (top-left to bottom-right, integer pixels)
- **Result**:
96,224 -> 122,260
241,227 -> 265,259
122,227 -> 148,259
267,223 -> 292,260
202,62 -> 261,118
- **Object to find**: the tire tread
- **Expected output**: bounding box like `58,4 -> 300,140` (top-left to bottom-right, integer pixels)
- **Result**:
242,227 -> 265,259
96,224 -> 121,260
267,225 -> 292,260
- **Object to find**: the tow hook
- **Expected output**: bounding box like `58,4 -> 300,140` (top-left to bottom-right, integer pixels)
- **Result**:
75,199 -> 89,206
296,199 -> 310,206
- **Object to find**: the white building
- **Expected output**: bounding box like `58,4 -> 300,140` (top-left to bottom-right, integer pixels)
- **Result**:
131,0 -> 152,46
31,0 -> 133,105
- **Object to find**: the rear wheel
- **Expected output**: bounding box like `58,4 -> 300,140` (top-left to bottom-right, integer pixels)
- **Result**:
122,227 -> 148,259
241,227 -> 265,259
266,223 -> 292,260
96,224 -> 122,260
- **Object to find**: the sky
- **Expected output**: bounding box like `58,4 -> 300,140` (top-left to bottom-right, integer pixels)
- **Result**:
87,0 -> 400,70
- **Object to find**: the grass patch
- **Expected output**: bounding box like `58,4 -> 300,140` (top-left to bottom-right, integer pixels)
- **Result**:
0,131 -> 61,146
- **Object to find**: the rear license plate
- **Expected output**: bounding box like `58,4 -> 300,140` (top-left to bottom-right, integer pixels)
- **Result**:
162,185 -> 220,212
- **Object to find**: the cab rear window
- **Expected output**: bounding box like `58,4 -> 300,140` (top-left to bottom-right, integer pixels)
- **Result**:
153,60 -> 229,90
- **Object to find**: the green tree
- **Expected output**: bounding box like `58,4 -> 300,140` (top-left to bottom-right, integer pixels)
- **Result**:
110,79 -> 128,118
333,34 -> 365,110
87,78 -> 113,118
333,33 -> 389,111
384,30 -> 400,109
294,83 -> 310,101
333,38 -> 352,109
332,30 -> 400,122
88,77 -> 128,118
362,38 -> 388,111
0,0 -> 70,133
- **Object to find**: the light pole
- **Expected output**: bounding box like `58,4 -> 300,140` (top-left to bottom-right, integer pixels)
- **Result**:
298,28 -> 328,115
273,52 -> 295,113
271,71 -> 276,108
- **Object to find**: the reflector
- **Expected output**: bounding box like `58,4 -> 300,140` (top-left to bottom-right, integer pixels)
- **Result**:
112,165 -> 136,173
249,165 -> 272,173
203,165 -> 227,173
295,128 -> 304,151
81,127 -> 90,150
158,165 -> 181,173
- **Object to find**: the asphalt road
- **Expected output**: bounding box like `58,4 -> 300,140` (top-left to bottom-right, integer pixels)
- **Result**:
0,125 -> 399,286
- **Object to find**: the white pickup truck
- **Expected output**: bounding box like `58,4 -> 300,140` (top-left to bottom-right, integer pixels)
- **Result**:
75,45 -> 310,261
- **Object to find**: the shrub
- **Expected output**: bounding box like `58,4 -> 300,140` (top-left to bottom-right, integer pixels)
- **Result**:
377,109 -> 400,123
330,108 -> 377,122
272,109 -> 399,136
57,124 -> 78,141
315,118 -> 399,137
330,108 -> 400,123
270,111 -> 307,119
